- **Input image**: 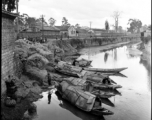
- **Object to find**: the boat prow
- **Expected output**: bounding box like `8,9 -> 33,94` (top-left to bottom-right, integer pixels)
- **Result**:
91,107 -> 114,115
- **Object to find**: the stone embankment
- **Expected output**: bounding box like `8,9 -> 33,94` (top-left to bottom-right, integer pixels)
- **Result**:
52,37 -> 141,52
139,36 -> 151,61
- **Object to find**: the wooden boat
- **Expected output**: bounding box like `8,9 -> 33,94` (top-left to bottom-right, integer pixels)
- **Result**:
64,52 -> 81,57
55,61 -> 83,77
76,58 -> 92,62
73,58 -> 92,67
62,77 -> 121,98
91,90 -> 115,98
55,91 -> 106,120
83,67 -> 128,73
55,61 -> 126,81
84,72 -> 117,84
92,83 -> 122,89
96,72 -> 127,78
57,81 -> 114,116
55,66 -> 81,77
100,88 -> 121,96
100,98 -> 115,107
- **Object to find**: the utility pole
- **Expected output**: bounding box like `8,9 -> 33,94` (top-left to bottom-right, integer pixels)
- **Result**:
40,15 -> 45,39
88,21 -> 92,60
90,21 -> 92,38
16,0 -> 19,34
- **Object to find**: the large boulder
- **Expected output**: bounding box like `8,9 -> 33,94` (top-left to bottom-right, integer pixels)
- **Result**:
27,47 -> 38,56
15,39 -> 54,61
25,66 -> 48,85
15,80 -> 42,99
15,39 -> 33,48
36,47 -> 53,61
15,88 -> 30,98
14,47 -> 28,59
47,43 -> 65,57
26,53 -> 49,70
48,72 -> 63,83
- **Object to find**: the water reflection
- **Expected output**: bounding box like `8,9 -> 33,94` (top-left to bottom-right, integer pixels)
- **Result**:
79,44 -> 151,93
100,98 -> 114,107
140,57 -> 151,91
32,43 -> 150,120
104,53 -> 109,63
113,49 -> 117,61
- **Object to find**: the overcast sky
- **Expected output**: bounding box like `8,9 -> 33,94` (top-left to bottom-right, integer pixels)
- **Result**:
18,0 -> 151,29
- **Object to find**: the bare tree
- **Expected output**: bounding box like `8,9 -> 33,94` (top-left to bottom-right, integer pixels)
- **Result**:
111,11 -> 122,32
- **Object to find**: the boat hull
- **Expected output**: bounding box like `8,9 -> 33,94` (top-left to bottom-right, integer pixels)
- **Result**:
57,81 -> 114,116
84,67 -> 128,73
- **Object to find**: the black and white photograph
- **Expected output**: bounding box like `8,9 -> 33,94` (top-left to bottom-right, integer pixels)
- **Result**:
1,0 -> 151,120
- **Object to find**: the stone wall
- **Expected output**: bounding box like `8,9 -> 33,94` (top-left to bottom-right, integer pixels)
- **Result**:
18,31 -> 42,38
52,37 -> 141,55
18,31 -> 60,39
1,10 -> 17,95
67,37 -> 141,49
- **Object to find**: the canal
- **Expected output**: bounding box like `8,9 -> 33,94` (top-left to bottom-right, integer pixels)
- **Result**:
33,43 -> 151,120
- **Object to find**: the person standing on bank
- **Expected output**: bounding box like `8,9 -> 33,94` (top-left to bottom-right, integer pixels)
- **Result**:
48,73 -> 51,86
48,90 -> 53,104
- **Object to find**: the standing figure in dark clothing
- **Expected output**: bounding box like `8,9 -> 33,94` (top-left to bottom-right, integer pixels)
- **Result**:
72,59 -> 77,66
48,73 -> 51,86
61,35 -> 62,40
48,90 -> 53,104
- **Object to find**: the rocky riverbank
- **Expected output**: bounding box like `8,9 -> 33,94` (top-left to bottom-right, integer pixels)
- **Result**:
138,36 -> 151,61
51,37 -> 141,50
1,37 -> 141,120
2,37 -> 141,96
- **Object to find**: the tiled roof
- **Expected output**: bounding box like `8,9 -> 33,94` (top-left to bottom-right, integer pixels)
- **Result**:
55,26 -> 70,31
41,26 -> 60,31
76,28 -> 88,33
2,9 -> 18,19
92,28 -> 106,31
35,26 -> 60,31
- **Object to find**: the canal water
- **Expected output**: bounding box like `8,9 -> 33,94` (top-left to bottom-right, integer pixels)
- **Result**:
33,43 -> 151,120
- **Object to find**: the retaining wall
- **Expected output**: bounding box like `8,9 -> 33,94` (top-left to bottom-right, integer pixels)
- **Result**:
1,10 -> 17,95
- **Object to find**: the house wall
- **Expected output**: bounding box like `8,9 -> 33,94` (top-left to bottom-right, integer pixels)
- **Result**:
94,31 -> 101,36
60,31 -> 68,38
18,32 -> 42,38
144,31 -> 151,37
68,27 -> 77,37
43,30 -> 60,38
100,33 -> 126,37
2,11 -> 17,95
43,30 -> 60,36
18,31 -> 60,39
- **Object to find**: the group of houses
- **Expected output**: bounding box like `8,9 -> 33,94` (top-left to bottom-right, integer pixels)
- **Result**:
140,26 -> 151,37
18,24 -> 108,39
18,23 -> 151,40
